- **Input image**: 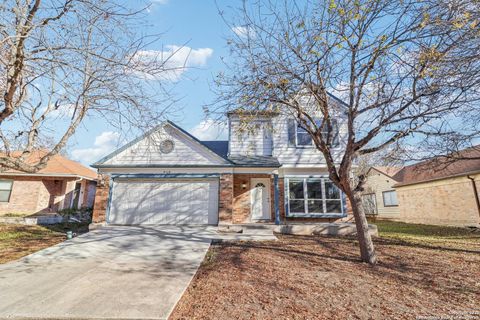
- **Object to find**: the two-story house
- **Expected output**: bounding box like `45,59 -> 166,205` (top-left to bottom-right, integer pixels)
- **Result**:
91,99 -> 350,226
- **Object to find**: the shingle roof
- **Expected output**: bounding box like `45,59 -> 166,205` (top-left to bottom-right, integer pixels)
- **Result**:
201,141 -> 281,167
393,146 -> 480,187
1,150 -> 97,180
201,141 -> 229,159
371,166 -> 403,180
227,155 -> 281,167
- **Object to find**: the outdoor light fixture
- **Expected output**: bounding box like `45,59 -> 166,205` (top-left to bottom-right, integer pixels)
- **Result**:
241,183 -> 247,189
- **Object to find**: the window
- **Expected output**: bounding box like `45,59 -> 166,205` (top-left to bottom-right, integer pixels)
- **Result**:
382,190 -> 398,207
0,180 -> 13,202
287,177 -> 343,216
362,193 -> 377,215
288,179 -> 305,213
294,118 -> 339,148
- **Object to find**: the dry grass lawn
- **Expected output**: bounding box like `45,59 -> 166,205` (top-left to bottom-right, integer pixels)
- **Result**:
0,222 -> 88,264
171,222 -> 480,320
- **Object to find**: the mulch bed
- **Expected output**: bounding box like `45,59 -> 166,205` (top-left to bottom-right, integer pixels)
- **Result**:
170,235 -> 480,320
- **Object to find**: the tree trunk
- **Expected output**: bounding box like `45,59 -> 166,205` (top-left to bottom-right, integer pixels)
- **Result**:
343,183 -> 377,265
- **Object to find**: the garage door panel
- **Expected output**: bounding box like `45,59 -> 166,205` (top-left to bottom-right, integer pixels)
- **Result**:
109,179 -> 219,225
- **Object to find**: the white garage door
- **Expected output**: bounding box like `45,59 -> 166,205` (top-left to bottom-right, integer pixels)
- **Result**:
109,179 -> 219,225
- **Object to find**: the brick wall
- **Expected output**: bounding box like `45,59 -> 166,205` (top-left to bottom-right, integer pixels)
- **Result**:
396,173 -> 480,226
0,176 -> 75,215
218,173 -> 234,224
41,179 -> 64,212
63,180 -> 77,209
92,175 -> 110,223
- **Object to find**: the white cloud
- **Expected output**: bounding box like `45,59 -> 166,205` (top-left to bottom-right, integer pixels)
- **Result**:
131,45 -> 214,81
71,131 -> 121,165
190,119 -> 227,140
231,26 -> 254,38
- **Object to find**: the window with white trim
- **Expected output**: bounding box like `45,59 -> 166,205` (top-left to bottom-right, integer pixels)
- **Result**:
382,190 -> 398,207
287,177 -> 343,216
0,180 -> 13,202
294,118 -> 339,148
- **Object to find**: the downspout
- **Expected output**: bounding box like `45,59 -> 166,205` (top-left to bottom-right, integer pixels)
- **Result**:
467,175 -> 480,221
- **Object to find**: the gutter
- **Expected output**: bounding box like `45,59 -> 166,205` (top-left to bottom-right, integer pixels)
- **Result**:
467,175 -> 480,221
0,172 -> 96,181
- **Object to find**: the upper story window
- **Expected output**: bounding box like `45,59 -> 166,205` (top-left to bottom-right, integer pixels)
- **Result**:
289,118 -> 340,148
0,180 -> 13,202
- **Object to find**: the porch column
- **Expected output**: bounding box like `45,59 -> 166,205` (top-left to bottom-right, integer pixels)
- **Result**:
273,174 -> 280,225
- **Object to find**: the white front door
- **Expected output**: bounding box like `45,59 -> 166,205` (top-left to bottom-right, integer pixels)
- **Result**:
250,178 -> 271,220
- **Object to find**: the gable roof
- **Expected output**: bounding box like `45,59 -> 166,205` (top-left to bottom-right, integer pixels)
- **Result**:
393,146 -> 480,187
166,121 -> 233,164
0,150 -> 97,180
369,166 -> 403,180
92,121 -> 233,168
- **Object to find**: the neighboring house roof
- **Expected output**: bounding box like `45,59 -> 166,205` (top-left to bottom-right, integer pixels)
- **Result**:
393,146 -> 480,187
370,166 -> 403,180
0,150 -> 97,180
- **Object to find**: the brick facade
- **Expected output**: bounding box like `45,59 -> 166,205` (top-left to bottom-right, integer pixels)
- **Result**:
0,176 -> 92,215
88,172 -> 353,226
396,173 -> 480,226
218,173 -> 234,224
92,175 -> 110,223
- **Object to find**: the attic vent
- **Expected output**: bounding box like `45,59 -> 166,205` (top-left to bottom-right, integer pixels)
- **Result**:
159,139 -> 175,154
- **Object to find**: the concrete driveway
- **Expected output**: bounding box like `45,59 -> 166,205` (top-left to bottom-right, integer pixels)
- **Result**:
0,225 -> 275,320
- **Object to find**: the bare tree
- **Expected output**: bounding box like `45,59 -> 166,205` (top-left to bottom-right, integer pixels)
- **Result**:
0,0 -> 183,172
213,0 -> 480,264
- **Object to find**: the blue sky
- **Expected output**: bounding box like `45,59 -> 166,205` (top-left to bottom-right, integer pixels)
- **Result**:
69,0 -> 235,166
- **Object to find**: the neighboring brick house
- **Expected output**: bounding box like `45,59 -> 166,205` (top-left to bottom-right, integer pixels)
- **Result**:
361,167 -> 402,218
0,151 -> 97,215
362,147 -> 480,227
91,94 -> 352,226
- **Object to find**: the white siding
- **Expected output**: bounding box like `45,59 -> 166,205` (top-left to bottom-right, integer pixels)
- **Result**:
271,112 -> 347,166
228,117 -> 273,156
103,124 -> 228,166
228,107 -> 347,166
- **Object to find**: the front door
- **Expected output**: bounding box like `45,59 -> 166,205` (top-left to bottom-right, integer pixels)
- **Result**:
250,178 -> 271,221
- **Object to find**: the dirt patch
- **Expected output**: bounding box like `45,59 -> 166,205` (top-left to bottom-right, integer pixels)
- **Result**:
0,224 -> 65,264
171,235 -> 480,320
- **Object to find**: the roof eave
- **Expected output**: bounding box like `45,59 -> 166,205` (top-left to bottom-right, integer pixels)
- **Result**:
0,172 -> 97,180
393,169 -> 480,188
